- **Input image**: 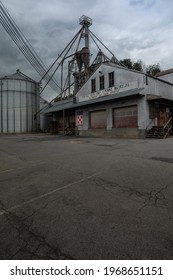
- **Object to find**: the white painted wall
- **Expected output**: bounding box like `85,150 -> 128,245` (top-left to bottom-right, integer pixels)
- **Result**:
137,96 -> 149,129
157,73 -> 173,84
147,77 -> 173,100
76,63 -> 147,102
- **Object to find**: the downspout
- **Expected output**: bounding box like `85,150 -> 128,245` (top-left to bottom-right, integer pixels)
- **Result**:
63,109 -> 65,135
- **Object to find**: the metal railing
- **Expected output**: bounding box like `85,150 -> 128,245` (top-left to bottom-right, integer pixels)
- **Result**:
163,117 -> 172,138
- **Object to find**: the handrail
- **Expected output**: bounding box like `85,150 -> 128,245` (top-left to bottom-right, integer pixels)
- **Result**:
164,126 -> 172,138
163,117 -> 172,138
163,117 -> 172,129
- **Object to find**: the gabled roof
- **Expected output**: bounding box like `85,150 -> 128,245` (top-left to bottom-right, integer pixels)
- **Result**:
97,61 -> 144,74
1,69 -> 37,83
155,68 -> 173,77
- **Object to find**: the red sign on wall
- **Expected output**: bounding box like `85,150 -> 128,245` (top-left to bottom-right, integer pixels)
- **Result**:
77,111 -> 83,125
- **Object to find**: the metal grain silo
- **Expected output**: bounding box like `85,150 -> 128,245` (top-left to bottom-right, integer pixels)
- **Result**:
0,70 -> 40,133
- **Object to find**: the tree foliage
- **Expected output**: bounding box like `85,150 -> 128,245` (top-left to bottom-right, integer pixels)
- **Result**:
120,58 -> 161,76
145,64 -> 161,76
120,58 -> 133,69
132,60 -> 144,72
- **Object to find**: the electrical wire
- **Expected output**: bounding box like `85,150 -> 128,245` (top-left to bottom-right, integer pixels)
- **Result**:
0,2 -> 60,91
0,1 -> 61,93
1,0 -> 125,116
0,12 -> 60,93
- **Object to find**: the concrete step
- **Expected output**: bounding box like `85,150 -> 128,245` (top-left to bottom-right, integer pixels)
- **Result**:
146,125 -> 168,139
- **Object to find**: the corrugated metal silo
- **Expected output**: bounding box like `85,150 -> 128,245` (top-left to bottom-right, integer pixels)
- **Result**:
0,70 -> 40,133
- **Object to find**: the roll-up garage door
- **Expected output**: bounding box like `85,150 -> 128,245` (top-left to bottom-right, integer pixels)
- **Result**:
90,110 -> 107,128
113,106 -> 137,128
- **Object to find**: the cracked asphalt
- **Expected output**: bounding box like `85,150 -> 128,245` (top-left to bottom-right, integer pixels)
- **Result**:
0,134 -> 173,260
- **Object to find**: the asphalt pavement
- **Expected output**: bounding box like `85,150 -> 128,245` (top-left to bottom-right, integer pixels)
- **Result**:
0,134 -> 173,259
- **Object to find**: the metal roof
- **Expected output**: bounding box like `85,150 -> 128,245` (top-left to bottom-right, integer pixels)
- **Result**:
155,68 -> 173,77
0,69 -> 37,83
146,94 -> 173,103
42,87 -> 145,114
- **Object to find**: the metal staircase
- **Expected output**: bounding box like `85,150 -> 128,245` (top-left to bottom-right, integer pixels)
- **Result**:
146,117 -> 172,139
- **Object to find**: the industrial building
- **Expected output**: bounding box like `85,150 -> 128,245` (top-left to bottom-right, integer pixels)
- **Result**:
0,70 -> 40,133
43,63 -> 173,138
43,16 -> 173,139
1,14 -> 173,138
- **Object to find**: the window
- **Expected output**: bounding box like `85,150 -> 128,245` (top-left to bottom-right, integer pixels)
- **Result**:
99,75 -> 104,90
91,79 -> 96,92
109,72 -> 114,87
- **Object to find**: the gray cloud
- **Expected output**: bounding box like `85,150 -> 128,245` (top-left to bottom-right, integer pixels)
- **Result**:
1,0 -> 173,99
130,0 -> 156,8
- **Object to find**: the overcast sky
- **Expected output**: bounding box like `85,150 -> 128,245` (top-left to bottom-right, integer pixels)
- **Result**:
1,0 -> 173,99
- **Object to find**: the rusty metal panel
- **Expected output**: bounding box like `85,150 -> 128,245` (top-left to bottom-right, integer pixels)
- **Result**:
113,106 -> 137,128
50,121 -> 58,134
158,105 -> 169,126
90,110 -> 106,128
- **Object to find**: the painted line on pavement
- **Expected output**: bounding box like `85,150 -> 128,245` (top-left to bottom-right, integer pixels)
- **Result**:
0,173 -> 98,216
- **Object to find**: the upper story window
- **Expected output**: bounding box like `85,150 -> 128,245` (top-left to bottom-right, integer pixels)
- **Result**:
109,72 -> 114,87
99,75 -> 105,90
91,78 -> 96,92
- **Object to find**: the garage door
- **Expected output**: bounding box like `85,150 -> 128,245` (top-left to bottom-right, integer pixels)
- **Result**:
113,106 -> 137,128
90,110 -> 107,128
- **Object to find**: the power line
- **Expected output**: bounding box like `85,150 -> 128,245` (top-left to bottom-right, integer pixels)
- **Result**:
0,1 -> 61,93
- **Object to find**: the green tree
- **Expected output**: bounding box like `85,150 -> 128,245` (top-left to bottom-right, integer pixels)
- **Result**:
132,60 -> 144,72
120,58 -> 144,72
146,64 -> 161,76
120,58 -> 161,75
120,58 -> 133,69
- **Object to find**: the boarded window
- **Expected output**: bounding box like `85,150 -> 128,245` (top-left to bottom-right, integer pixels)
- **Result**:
99,75 -> 105,90
90,110 -> 107,129
91,79 -> 96,92
113,106 -> 137,128
109,72 -> 114,87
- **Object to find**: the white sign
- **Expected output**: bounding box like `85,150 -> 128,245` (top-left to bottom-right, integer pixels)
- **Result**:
78,81 -> 138,102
